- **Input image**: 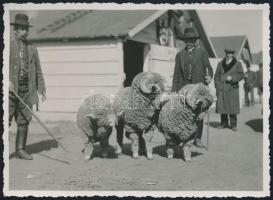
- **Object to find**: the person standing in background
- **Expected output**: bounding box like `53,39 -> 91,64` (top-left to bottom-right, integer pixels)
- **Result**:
214,48 -> 244,131
9,14 -> 47,160
256,62 -> 263,104
243,61 -> 257,107
171,27 -> 213,147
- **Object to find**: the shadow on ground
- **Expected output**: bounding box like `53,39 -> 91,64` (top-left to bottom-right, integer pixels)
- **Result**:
153,145 -> 203,160
9,139 -> 58,159
204,121 -> 221,128
80,144 -> 119,159
245,118 -> 263,133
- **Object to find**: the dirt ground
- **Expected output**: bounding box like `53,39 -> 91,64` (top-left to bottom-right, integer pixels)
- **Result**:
8,104 -> 263,191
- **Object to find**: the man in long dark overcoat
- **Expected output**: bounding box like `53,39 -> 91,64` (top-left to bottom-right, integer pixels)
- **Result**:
9,14 -> 46,160
214,48 -> 244,131
171,27 -> 213,147
243,61 -> 257,106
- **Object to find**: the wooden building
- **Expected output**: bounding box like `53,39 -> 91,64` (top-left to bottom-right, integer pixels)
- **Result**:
10,10 -> 216,120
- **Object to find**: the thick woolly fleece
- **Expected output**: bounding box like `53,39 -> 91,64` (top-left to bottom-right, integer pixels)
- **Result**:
113,72 -> 166,134
77,94 -> 114,141
157,84 -> 213,144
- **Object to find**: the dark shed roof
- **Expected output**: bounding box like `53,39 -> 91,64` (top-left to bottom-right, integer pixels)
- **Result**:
22,10 -> 160,40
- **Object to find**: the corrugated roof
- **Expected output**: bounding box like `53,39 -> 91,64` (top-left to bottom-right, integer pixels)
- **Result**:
210,35 -> 247,58
21,10 -> 161,40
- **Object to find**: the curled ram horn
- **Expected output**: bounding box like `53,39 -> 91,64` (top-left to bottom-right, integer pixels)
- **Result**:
195,98 -> 202,105
149,83 -> 161,93
139,73 -> 154,94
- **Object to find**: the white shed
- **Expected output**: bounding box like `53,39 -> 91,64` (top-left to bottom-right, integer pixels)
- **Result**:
10,10 -> 216,121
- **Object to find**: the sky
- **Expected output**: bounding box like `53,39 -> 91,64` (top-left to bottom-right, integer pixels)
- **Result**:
198,10 -> 263,53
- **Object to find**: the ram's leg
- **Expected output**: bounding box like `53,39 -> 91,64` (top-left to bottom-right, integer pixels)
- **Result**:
100,137 -> 109,158
143,131 -> 154,160
114,124 -> 124,155
129,132 -> 139,159
78,122 -> 95,160
166,139 -> 175,159
84,142 -> 94,161
138,136 -> 146,155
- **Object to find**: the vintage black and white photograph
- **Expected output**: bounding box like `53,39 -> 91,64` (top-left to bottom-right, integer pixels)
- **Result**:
2,3 -> 270,197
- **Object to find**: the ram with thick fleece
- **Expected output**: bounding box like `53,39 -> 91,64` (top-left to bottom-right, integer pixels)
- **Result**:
157,83 -> 213,161
77,94 -> 120,160
113,72 -> 168,159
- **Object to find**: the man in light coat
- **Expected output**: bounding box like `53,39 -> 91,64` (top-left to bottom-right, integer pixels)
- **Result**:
9,14 -> 46,160
214,48 -> 244,131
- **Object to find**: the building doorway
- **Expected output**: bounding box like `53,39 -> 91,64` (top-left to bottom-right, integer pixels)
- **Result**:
123,40 -> 145,87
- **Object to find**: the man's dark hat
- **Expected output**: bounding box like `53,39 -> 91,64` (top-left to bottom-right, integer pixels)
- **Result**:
182,27 -> 200,40
10,14 -> 32,27
224,48 -> 235,54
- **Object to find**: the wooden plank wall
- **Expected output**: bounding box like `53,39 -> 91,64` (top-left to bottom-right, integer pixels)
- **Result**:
149,45 -> 177,90
33,39 -> 124,121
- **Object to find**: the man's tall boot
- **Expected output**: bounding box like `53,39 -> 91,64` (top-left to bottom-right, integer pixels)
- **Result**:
16,125 -> 33,160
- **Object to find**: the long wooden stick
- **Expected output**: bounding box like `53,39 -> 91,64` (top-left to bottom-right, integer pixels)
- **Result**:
207,110 -> 210,151
10,89 -> 69,152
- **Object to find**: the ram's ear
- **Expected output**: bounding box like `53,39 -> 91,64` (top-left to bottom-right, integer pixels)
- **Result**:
116,110 -> 124,118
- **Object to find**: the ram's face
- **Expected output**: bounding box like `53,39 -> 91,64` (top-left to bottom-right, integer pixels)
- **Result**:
89,109 -> 124,126
180,83 -> 213,111
95,112 -> 120,128
97,126 -> 112,138
138,72 -> 168,95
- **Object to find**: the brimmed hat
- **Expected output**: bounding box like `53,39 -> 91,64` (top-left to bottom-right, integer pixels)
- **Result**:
182,27 -> 200,40
224,48 -> 235,54
10,13 -> 32,27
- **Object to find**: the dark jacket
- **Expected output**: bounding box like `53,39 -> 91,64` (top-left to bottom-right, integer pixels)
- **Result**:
10,39 -> 46,105
256,69 -> 263,94
244,70 -> 257,89
214,58 -> 244,114
171,47 -> 213,92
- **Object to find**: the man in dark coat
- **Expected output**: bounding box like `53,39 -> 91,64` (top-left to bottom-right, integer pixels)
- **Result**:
214,48 -> 244,131
9,14 -> 46,160
171,27 -> 213,147
256,62 -> 263,103
243,61 -> 257,106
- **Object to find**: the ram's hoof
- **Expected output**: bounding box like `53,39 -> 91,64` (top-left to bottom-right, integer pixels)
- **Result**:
133,153 -> 139,159
84,156 -> 90,161
167,149 -> 174,159
184,157 -> 191,162
115,147 -> 122,155
147,153 -> 153,160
